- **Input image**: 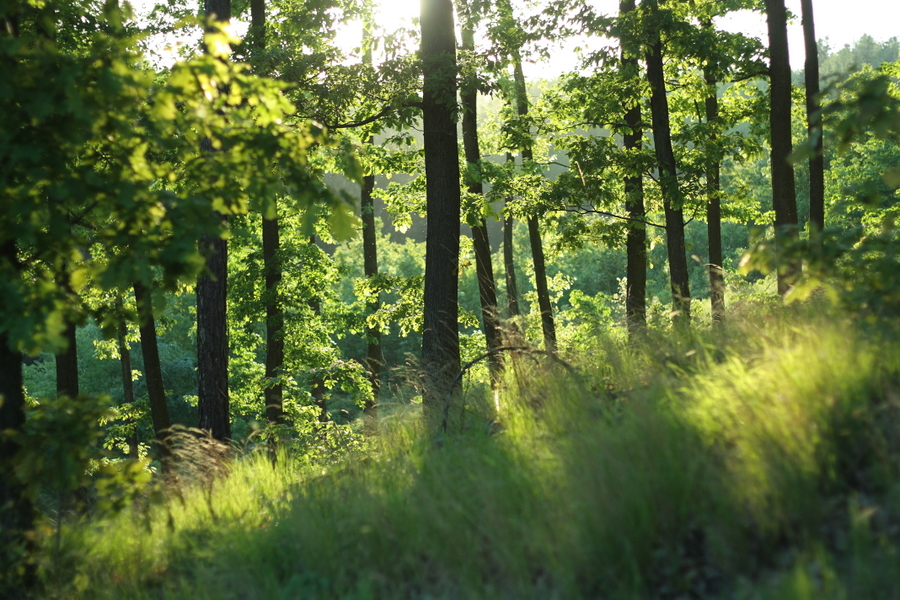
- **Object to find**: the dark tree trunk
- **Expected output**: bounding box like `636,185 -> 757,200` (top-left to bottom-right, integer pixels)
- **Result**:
360,24 -> 381,430
204,0 -> 230,21
645,29 -> 691,325
115,296 -> 139,458
196,0 -> 232,441
248,0 -> 283,427
0,241 -> 36,594
458,0 -> 502,380
361,170 -> 382,424
197,231 -> 230,440
527,217 -> 557,352
420,0 -> 461,421
765,0 -> 800,295
512,52 -> 557,350
134,282 -> 172,461
619,0 -> 646,334
503,155 -> 521,320
262,215 -> 283,426
55,323 -> 79,398
801,0 -> 824,233
704,52 -> 725,323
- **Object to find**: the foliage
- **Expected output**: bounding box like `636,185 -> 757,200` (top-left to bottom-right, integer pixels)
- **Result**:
740,60 -> 900,315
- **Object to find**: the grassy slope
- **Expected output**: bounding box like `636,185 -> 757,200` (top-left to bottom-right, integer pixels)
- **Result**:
39,310 -> 900,599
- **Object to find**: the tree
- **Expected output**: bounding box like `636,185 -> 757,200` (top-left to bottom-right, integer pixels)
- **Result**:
801,0 -> 824,234
360,22 -> 383,428
133,281 -> 172,462
644,0 -> 691,324
419,0 -> 462,420
197,0 -> 233,441
457,0 -> 502,380
495,0 -> 557,351
618,0 -> 648,332
0,2 -> 349,585
765,0 -> 799,295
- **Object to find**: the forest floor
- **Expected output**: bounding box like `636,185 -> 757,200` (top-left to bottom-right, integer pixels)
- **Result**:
32,303 -> 900,599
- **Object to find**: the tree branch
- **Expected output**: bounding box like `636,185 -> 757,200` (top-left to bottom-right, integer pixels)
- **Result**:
321,100 -> 423,130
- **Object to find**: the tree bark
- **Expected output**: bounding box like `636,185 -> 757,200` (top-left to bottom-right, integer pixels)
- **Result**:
801,0 -> 824,233
457,0 -> 502,381
619,0 -> 646,334
420,0 -> 461,421
645,22 -> 691,325
360,171 -> 382,424
360,24 -> 381,431
765,0 -> 800,295
196,0 -> 232,441
115,296 -> 139,458
503,155 -> 521,320
134,281 -> 172,461
703,38 -> 725,323
197,230 -> 230,440
262,214 -> 284,426
0,241 -> 36,594
55,323 -> 79,398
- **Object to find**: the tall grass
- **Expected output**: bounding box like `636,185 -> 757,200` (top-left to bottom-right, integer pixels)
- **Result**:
40,311 -> 900,599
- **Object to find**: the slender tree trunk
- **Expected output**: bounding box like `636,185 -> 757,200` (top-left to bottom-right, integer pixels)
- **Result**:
360,170 -> 382,425
115,296 -> 139,458
457,0 -> 502,380
262,215 -> 284,426
801,0 -> 824,234
248,0 -> 284,427
704,43 -> 725,323
645,27 -> 691,324
512,53 -> 556,350
134,282 -> 172,461
0,241 -> 36,594
55,323 -> 78,398
196,0 -> 232,441
360,24 -> 381,431
503,155 -> 521,320
420,0 -> 461,421
765,0 -> 800,295
619,0 -> 646,334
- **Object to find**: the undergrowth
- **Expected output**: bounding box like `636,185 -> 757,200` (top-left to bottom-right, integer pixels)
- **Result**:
36,308 -> 900,599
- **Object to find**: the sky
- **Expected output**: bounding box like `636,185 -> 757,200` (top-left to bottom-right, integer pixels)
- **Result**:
365,0 -> 899,75
134,0 -> 899,74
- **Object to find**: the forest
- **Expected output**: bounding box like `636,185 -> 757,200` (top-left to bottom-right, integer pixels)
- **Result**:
2,0 -> 900,597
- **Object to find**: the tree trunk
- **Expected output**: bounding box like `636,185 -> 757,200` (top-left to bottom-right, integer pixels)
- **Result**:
704,41 -> 725,323
196,0 -> 232,442
457,0 -> 502,381
503,155 -> 521,321
801,0 -> 824,234
262,215 -> 284,426
196,230 -> 230,440
134,281 -> 172,461
645,27 -> 691,325
360,24 -> 381,431
115,296 -> 139,458
765,0 -> 800,295
361,171 -> 382,426
420,0 -> 461,421
0,241 -> 36,594
512,52 -> 557,350
55,323 -> 79,398
619,0 -> 646,334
